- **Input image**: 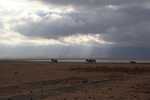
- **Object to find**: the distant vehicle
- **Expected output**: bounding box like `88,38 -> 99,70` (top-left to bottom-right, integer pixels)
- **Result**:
86,59 -> 96,63
130,61 -> 137,64
51,59 -> 58,63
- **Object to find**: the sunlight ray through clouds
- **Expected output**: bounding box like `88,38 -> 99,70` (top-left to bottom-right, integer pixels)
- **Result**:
62,34 -> 113,45
0,0 -> 114,47
0,0 -> 147,58
0,30 -> 112,46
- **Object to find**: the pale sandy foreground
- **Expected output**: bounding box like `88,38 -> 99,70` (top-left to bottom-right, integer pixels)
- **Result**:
0,62 -> 150,100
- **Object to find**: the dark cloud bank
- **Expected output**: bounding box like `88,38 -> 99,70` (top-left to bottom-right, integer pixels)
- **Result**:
15,0 -> 150,46
8,0 -> 150,59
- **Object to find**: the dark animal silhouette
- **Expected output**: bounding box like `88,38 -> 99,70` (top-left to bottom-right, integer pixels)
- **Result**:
86,59 -> 96,63
51,59 -> 58,63
130,61 -> 136,64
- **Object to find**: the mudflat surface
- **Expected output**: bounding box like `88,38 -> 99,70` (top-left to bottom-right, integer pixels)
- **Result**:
0,62 -> 150,100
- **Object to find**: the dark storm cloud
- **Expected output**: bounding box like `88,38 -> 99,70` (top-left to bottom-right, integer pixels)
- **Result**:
13,7 -> 130,38
101,5 -> 150,47
12,0 -> 150,47
1,0 -> 150,59
39,0 -> 149,7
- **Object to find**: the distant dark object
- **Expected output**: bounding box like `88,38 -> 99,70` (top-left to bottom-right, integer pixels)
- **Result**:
86,59 -> 96,63
130,61 -> 137,64
51,59 -> 58,63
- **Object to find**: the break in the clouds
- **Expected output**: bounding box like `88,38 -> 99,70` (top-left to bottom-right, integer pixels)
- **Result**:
0,0 -> 150,58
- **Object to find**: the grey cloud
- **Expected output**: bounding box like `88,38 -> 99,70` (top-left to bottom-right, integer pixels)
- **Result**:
0,0 -> 150,59
12,1 -> 150,47
40,0 -> 150,7
13,7 -> 128,38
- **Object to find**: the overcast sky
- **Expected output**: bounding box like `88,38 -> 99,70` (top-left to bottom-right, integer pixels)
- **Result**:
0,0 -> 150,59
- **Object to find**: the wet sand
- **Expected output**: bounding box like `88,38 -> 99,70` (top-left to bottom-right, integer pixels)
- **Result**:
0,62 -> 150,100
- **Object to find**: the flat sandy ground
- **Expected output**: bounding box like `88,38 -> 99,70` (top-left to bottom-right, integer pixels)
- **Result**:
0,62 -> 150,100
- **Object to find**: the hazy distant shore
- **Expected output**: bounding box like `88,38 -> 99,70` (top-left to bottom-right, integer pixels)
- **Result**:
0,58 -> 150,63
